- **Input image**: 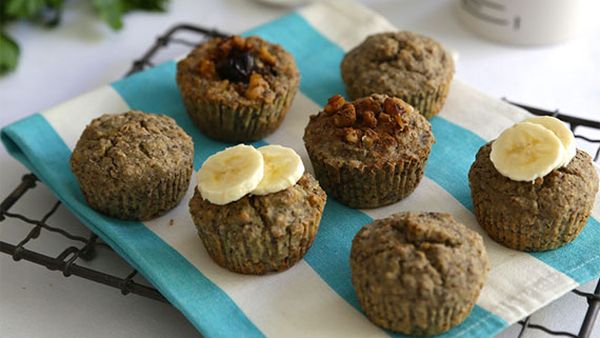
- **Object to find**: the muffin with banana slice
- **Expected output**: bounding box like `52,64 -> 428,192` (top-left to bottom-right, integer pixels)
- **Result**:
469,116 -> 598,251
303,94 -> 434,208
189,144 -> 326,274
177,35 -> 299,142
351,212 -> 489,336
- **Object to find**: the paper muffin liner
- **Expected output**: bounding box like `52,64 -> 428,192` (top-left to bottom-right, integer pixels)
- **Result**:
182,82 -> 298,143
79,165 -> 192,221
472,198 -> 591,251
404,82 -> 451,120
352,276 -> 476,336
307,151 -> 428,209
346,81 -> 451,120
189,187 -> 324,275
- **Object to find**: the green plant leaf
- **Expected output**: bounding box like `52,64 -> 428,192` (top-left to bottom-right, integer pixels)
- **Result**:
0,32 -> 20,75
6,0 -> 45,19
92,0 -> 124,30
122,0 -> 168,12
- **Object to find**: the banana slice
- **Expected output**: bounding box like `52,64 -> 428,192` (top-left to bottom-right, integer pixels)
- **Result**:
252,145 -> 304,195
197,144 -> 264,205
524,116 -> 576,167
490,122 -> 564,181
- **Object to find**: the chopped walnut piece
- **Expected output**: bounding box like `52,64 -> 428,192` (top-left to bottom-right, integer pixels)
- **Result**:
333,103 -> 356,127
383,97 -> 405,115
199,59 -> 216,78
355,97 -> 381,114
324,95 -> 346,114
245,73 -> 270,101
378,112 -> 393,125
344,128 -> 360,144
232,36 -> 246,49
360,110 -> 378,128
361,128 -> 379,148
394,113 -> 406,129
259,46 -> 277,65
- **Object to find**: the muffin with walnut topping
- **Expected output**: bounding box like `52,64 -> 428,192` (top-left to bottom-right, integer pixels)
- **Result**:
176,35 -> 300,142
303,94 -> 435,208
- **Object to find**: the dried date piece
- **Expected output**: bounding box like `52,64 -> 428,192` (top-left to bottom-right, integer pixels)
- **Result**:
216,50 -> 255,83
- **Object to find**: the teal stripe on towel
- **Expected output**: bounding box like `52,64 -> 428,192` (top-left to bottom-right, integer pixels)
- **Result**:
1,114 -> 264,338
246,12 -> 507,338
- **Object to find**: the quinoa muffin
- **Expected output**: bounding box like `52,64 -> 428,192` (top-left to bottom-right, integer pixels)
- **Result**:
350,212 -> 489,336
189,173 -> 326,274
303,94 -> 434,208
70,111 -> 194,221
341,31 -> 454,119
469,143 -> 598,251
176,35 -> 299,142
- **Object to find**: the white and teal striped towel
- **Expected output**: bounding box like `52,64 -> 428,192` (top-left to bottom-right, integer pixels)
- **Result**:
2,1 -> 600,337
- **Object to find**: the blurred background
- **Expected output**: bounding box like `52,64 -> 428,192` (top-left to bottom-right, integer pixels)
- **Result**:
1,1 -> 599,337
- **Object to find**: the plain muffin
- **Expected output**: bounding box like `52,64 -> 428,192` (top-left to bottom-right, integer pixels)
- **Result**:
341,31 -> 454,119
70,111 -> 194,221
303,94 -> 434,208
350,212 -> 489,336
176,35 -> 299,142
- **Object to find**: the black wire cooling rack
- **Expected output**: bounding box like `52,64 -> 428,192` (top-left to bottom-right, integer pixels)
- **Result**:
1,24 -> 600,338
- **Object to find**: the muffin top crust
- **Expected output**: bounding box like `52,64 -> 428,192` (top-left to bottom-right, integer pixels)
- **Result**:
351,212 -> 488,303
303,94 -> 434,166
70,110 -> 193,181
341,31 -> 454,96
176,35 -> 299,105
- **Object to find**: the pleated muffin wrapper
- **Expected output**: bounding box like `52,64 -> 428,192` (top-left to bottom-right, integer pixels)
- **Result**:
473,199 -> 592,252
182,80 -> 298,143
346,81 -> 451,121
188,174 -> 326,275
78,164 -> 193,221
307,149 -> 429,209
351,278 -> 477,336
402,81 -> 451,120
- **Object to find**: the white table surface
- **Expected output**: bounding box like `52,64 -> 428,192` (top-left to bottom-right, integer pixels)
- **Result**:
1,0 -> 599,337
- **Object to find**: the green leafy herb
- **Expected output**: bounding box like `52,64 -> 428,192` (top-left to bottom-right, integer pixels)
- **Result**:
0,0 -> 170,75
92,0 -> 124,30
0,32 -> 20,74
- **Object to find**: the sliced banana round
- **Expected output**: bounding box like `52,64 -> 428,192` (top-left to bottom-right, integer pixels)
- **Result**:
197,144 -> 264,205
523,116 -> 576,167
490,122 -> 565,182
252,145 -> 305,195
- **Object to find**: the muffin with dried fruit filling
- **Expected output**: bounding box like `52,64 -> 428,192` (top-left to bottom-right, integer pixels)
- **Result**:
303,94 -> 434,208
189,144 -> 326,274
351,212 -> 489,336
341,31 -> 454,119
70,111 -> 194,221
176,35 -> 299,142
469,117 -> 598,251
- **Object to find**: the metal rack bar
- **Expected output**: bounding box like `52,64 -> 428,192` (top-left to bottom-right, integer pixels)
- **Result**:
1,23 -> 599,337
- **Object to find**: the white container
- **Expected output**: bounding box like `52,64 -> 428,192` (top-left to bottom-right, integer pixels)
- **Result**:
456,0 -> 593,46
